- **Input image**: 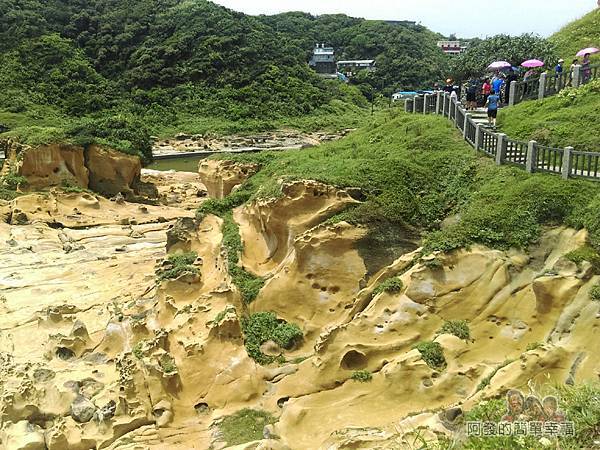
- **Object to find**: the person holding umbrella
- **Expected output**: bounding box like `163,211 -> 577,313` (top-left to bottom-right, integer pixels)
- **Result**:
576,47 -> 599,84
582,53 -> 591,84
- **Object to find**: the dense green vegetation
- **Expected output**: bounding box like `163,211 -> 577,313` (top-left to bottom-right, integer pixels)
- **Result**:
499,79 -> 600,152
241,312 -> 303,365
372,277 -> 404,296
590,284 -> 600,301
218,408 -> 276,446
350,370 -> 373,382
438,320 -> 471,341
260,12 -> 447,94
550,8 -> 600,60
413,341 -> 446,370
209,111 -> 600,255
0,0 -> 452,158
449,34 -> 557,81
458,383 -> 600,449
156,251 -> 198,281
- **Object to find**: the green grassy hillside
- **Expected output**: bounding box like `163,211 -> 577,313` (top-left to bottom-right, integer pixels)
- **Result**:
550,8 -> 600,60
0,0 -> 450,160
499,79 -> 600,152
202,110 -> 600,255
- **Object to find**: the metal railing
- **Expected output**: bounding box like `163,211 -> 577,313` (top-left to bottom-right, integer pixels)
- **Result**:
405,92 -> 599,181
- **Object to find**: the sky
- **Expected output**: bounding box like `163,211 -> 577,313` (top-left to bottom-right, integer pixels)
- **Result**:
212,0 -> 595,38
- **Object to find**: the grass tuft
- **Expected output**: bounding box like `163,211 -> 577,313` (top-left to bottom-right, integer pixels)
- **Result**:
241,312 -> 303,365
351,370 -> 373,382
218,409 -> 276,446
413,341 -> 446,370
439,320 -> 470,341
156,251 -> 198,281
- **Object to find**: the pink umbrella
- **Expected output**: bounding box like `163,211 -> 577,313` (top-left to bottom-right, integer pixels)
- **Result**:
488,61 -> 512,69
576,47 -> 599,57
521,59 -> 544,68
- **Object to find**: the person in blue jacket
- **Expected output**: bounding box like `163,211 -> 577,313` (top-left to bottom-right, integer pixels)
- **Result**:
491,75 -> 504,103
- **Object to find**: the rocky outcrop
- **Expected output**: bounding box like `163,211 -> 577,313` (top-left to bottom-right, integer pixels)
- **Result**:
0,139 -> 153,198
1,141 -> 89,189
235,180 -> 362,276
0,169 -> 599,449
198,159 -> 259,199
85,145 -> 142,196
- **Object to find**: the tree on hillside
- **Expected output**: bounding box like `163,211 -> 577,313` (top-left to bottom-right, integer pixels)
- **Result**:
449,34 -> 557,80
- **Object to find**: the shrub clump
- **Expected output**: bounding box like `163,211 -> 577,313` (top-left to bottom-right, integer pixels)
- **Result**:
590,285 -> 600,301
159,354 -> 177,374
351,370 -> 373,382
565,246 -> 600,273
156,251 -> 199,281
0,171 -> 27,190
373,277 -> 404,296
439,320 -> 470,341
241,312 -> 303,365
413,341 -> 446,370
218,409 -> 276,446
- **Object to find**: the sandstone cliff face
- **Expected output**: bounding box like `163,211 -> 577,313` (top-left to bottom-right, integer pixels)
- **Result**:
1,139 -> 146,197
3,142 -> 89,189
198,159 -> 259,199
0,166 -> 598,449
86,145 -> 142,196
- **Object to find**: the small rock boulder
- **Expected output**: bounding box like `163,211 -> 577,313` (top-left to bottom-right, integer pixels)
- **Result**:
70,395 -> 96,423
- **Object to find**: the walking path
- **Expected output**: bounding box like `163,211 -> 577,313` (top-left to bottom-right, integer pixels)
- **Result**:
405,93 -> 599,181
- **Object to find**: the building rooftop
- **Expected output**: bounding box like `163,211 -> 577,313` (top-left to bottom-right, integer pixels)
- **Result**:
337,60 -> 376,65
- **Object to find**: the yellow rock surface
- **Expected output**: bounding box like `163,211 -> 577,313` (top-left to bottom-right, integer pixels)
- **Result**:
0,165 -> 598,449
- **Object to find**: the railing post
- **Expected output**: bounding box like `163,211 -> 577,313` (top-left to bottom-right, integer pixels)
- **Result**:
508,81 -> 517,107
404,99 -> 410,113
495,133 -> 507,165
411,97 -> 416,113
562,146 -> 573,180
423,94 -> 429,114
463,113 -> 469,139
526,140 -> 537,173
442,93 -> 447,116
453,102 -> 460,125
573,65 -> 581,88
436,91 -> 442,115
538,73 -> 546,100
475,124 -> 482,151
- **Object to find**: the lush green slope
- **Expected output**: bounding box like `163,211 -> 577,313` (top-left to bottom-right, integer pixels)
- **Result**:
204,110 -> 600,254
499,79 -> 600,152
259,12 -> 447,93
550,8 -> 600,60
0,0 -> 449,160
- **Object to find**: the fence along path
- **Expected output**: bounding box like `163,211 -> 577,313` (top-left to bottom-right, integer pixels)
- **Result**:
509,63 -> 600,106
405,91 -> 600,181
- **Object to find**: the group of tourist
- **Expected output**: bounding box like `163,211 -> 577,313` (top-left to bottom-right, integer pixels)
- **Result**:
438,52 -> 595,128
